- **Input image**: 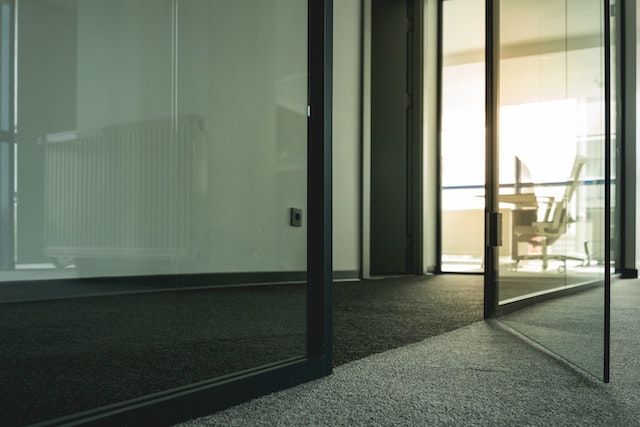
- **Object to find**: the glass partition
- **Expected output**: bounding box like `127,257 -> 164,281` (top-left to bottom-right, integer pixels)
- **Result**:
0,0 -> 308,425
440,0 -> 485,273
496,0 -> 609,380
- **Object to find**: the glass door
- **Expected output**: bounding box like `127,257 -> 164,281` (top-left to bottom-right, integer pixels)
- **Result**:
490,0 -> 611,381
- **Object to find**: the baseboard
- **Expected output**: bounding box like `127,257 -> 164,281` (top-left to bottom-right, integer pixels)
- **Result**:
176,271 -> 307,286
332,270 -> 361,281
620,268 -> 639,279
3,270 -> 363,287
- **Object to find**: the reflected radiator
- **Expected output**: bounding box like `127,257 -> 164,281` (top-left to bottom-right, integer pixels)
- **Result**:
43,115 -> 205,262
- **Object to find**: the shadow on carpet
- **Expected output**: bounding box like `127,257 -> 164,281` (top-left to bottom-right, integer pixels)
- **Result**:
333,275 -> 484,366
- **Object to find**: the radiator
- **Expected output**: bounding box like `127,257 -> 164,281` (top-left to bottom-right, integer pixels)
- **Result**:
43,115 -> 206,263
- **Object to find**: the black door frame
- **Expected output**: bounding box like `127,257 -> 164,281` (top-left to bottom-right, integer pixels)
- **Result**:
616,0 -> 638,279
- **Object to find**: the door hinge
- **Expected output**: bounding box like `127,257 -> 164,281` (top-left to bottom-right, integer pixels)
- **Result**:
406,94 -> 413,109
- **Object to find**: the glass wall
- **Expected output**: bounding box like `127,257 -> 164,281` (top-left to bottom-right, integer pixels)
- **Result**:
440,0 -> 485,272
497,0 -> 607,297
497,0 -> 609,380
0,0 -> 308,425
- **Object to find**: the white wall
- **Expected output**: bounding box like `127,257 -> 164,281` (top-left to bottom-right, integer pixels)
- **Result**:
18,0 -> 363,278
332,0 -> 362,274
76,0 -> 172,129
423,0 -> 439,272
17,0 -> 76,263
73,0 -> 307,275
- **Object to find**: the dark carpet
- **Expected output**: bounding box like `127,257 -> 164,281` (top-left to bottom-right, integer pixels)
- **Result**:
176,279 -> 640,427
332,275 -> 484,366
0,274 -> 484,426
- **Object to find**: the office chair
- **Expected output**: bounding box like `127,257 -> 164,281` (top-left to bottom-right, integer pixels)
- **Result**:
512,155 -> 587,271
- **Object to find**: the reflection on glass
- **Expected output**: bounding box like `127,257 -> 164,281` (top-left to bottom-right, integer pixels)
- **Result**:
0,0 -> 307,425
497,0 -> 608,380
440,0 -> 485,272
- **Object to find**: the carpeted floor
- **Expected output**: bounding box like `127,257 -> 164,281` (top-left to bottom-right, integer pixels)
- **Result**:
0,274 -> 484,426
175,278 -> 640,427
2,272 -> 625,426
332,275 -> 483,366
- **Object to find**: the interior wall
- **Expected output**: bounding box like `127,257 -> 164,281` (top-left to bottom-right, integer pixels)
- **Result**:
369,0 -> 411,276
76,0 -> 171,129
423,0 -> 438,272
332,0 -> 362,275
15,0 -> 363,277
17,0 -> 76,264
21,0 -> 363,276
47,0 -> 306,274
361,0 -> 439,276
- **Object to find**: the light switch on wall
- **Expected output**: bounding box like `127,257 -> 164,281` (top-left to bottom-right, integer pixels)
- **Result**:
290,208 -> 302,227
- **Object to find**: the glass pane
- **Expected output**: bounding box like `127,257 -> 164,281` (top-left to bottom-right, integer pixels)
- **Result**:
496,0 -> 608,380
174,0 -> 308,371
440,0 -> 485,273
0,1 -> 10,132
0,1 -> 308,425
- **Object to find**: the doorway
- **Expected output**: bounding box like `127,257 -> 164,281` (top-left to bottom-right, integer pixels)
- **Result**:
369,0 -> 423,276
437,0 -> 613,381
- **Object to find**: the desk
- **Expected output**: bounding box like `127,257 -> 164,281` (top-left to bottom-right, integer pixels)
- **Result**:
499,193 -> 538,207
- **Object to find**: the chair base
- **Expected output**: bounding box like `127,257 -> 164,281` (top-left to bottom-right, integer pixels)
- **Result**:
514,253 -> 588,272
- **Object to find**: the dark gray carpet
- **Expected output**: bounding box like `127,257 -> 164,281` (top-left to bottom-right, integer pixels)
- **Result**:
333,275 -> 483,366
0,285 -> 306,427
501,283 -> 606,378
176,278 -> 640,427
0,274 -> 484,426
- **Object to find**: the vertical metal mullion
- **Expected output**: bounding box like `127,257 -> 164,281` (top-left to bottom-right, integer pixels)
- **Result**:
618,0 -> 638,278
603,0 -> 612,384
406,0 -> 414,274
484,0 -> 499,318
359,0 -> 366,279
435,0 -> 443,274
408,0 -> 424,275
360,0 -> 371,279
307,0 -> 333,373
614,0 -> 623,275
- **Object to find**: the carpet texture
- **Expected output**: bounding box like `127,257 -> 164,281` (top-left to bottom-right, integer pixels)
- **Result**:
175,278 -> 640,427
332,275 -> 483,366
0,274 -> 484,426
